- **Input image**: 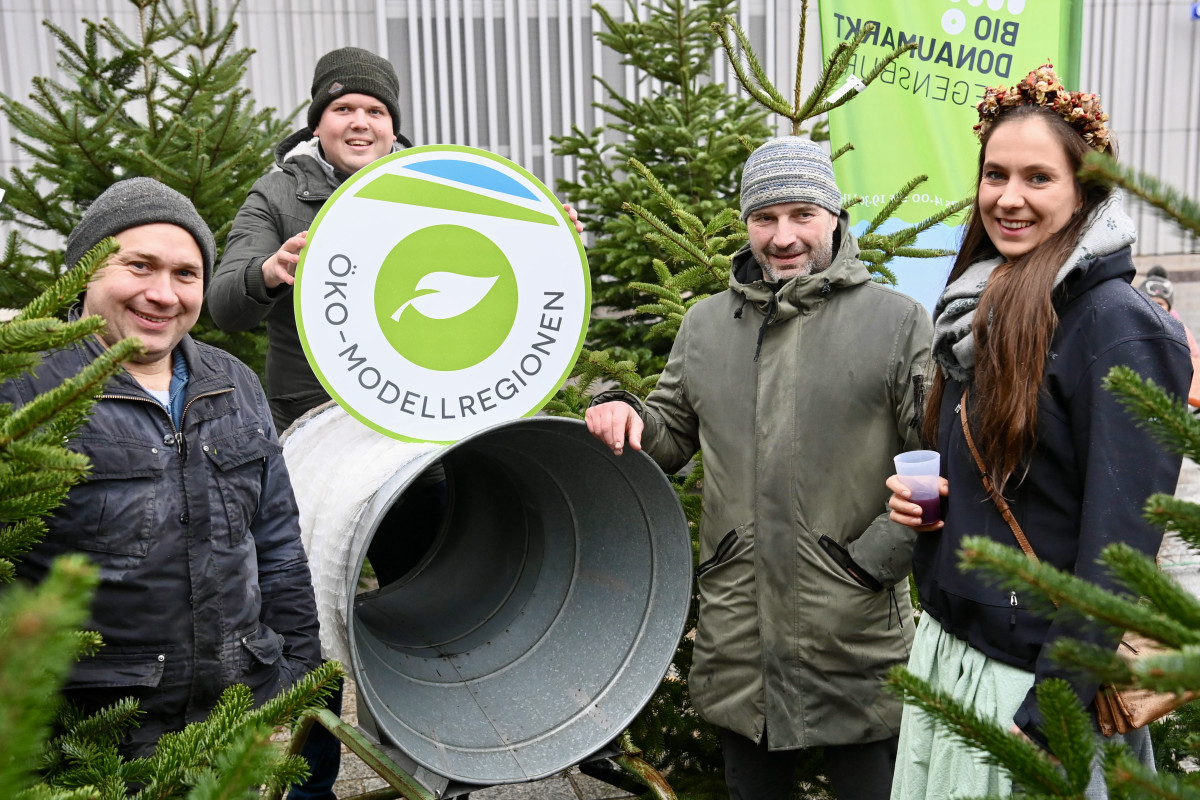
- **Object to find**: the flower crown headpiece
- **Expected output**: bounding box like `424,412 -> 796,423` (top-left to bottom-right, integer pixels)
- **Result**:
975,64 -> 1111,153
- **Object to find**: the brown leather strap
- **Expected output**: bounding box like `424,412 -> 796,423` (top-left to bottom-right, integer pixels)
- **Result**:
959,386 -> 1040,563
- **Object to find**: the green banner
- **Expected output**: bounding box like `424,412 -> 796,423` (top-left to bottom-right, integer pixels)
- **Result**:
818,0 -> 1082,311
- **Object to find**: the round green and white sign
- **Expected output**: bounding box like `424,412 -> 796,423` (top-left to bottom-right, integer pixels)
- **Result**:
296,146 -> 590,442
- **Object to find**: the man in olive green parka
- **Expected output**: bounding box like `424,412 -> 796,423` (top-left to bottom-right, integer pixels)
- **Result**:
586,137 -> 932,800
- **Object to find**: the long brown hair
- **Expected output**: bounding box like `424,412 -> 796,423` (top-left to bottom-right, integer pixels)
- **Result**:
923,104 -> 1117,496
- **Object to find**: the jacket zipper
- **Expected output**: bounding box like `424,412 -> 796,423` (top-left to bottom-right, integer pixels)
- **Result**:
1009,590 -> 1018,629
98,387 -> 234,535
98,387 -> 233,458
752,295 -> 778,363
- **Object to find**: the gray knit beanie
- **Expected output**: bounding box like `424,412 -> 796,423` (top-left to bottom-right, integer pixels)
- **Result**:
65,177 -> 216,286
740,137 -> 842,220
308,46 -> 402,136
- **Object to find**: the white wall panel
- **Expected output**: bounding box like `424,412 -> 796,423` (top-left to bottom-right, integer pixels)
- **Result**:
1079,0 -> 1200,255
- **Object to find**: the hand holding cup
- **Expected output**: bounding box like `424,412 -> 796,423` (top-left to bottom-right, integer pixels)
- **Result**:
892,450 -> 943,527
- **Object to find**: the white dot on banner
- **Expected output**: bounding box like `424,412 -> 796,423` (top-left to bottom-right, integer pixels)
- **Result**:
942,9 -> 966,34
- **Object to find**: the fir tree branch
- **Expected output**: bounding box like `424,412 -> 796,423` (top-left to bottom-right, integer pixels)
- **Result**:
886,666 -> 1074,793
1100,542 -> 1200,631
16,239 -> 117,322
809,36 -> 917,118
865,175 -> 929,235
959,537 -> 1200,648
1104,744 -> 1195,800
1103,366 -> 1200,461
712,17 -> 790,117
1080,152 -> 1200,240
1038,677 -> 1098,789
0,340 -> 141,447
1142,494 -> 1200,553
0,556 -> 99,791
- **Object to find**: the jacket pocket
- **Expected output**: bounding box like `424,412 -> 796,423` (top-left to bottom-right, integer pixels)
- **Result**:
205,428 -> 280,544
67,647 -> 168,690
818,534 -> 884,591
56,439 -> 163,557
233,622 -> 287,704
696,529 -> 739,578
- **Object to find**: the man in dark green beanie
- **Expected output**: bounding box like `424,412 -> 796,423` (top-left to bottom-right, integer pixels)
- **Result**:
211,46 -> 580,434
208,46 -> 417,798
209,46 -> 414,433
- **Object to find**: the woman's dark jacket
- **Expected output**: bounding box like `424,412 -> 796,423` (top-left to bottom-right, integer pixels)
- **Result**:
8,333 -> 321,756
915,246 -> 1192,744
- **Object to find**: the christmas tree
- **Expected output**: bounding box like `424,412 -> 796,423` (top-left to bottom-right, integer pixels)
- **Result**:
551,0 -> 774,373
0,0 -> 288,375
887,160 -> 1200,796
0,244 -> 341,797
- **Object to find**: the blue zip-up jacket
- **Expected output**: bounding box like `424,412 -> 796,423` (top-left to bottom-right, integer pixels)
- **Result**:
8,331 -> 321,756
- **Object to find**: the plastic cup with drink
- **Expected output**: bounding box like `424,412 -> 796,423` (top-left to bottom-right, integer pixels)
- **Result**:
893,450 -> 941,525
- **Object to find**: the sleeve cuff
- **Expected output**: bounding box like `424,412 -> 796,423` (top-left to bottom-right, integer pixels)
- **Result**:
1012,691 -> 1052,752
244,257 -> 291,304
590,389 -> 644,412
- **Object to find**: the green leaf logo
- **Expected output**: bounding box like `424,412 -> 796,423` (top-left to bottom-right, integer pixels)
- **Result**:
373,224 -> 518,371
391,272 -> 500,322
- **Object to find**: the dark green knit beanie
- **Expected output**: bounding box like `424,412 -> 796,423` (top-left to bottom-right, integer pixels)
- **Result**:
307,46 -> 402,136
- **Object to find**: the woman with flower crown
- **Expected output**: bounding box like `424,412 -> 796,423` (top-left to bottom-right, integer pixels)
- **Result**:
885,65 -> 1193,798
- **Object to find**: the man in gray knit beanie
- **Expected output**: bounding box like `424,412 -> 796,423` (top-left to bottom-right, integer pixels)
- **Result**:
67,177 -> 215,377
8,178 -> 321,770
587,132 -> 931,800
739,136 -> 844,281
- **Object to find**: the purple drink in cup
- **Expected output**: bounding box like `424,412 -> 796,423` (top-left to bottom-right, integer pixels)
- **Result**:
894,450 -> 941,525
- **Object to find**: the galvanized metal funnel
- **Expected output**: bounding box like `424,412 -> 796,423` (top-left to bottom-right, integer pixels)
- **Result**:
282,407 -> 692,788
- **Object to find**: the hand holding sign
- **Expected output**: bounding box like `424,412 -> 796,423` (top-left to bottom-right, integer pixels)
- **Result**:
264,230 -> 308,288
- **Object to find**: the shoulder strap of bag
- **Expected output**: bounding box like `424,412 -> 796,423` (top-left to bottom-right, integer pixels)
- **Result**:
959,385 -> 1040,564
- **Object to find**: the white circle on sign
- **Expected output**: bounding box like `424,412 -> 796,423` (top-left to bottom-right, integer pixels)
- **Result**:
295,145 -> 590,443
941,9 -> 966,34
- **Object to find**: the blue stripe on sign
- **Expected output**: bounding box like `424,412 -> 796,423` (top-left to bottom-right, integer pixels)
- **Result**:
404,159 -> 540,201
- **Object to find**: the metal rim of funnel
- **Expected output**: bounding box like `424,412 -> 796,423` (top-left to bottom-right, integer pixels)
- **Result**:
343,417 -> 693,785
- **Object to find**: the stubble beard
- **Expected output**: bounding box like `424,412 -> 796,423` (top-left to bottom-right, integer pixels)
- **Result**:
755,235 -> 834,282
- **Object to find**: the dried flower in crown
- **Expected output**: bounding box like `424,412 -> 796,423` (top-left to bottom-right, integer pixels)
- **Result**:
974,63 -> 1111,152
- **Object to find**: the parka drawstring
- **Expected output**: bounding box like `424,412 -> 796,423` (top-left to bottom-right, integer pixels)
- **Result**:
733,297 -> 748,320
753,294 -> 778,362
820,278 -> 832,296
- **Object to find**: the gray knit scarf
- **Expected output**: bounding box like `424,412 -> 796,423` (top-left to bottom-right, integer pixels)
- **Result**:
931,193 -> 1137,382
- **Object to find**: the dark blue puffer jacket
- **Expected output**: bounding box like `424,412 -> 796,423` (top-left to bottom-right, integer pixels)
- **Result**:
8,332 -> 321,756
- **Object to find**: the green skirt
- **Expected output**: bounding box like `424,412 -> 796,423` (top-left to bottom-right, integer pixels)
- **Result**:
890,613 -> 1036,799
891,614 -> 1155,800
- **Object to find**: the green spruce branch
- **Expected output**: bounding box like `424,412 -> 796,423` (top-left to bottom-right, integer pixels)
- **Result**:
959,537 -> 1199,648
1080,152 -> 1200,240
886,667 -> 1077,794
0,556 -> 100,792
714,7 -> 915,135
1104,366 -> 1200,463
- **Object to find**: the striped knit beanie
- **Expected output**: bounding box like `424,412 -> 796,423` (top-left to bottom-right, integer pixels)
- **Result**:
308,46 -> 402,136
740,137 -> 842,220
